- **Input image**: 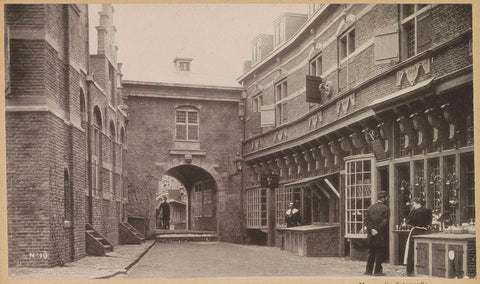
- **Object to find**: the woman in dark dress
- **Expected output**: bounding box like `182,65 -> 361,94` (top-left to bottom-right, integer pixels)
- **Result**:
404,198 -> 432,276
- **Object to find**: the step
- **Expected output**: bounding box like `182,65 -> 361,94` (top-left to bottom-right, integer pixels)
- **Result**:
156,236 -> 218,242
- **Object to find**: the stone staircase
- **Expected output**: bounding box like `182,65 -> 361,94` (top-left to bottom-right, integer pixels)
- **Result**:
119,222 -> 145,244
85,224 -> 113,256
155,229 -> 218,242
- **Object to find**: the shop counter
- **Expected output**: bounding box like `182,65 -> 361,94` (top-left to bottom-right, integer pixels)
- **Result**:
276,223 -> 339,257
413,233 -> 476,278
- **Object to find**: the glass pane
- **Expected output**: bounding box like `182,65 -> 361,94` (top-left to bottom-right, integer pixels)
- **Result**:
403,4 -> 415,18
356,161 -> 363,172
364,160 -> 371,172
188,125 -> 198,140
187,111 -> 198,123
176,111 -> 186,123
176,124 -> 186,140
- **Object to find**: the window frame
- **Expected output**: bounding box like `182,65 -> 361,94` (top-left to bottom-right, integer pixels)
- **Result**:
345,157 -> 374,237
252,93 -> 263,113
400,4 -> 432,59
246,187 -> 267,228
339,28 -> 356,63
175,107 -> 199,141
274,79 -> 288,126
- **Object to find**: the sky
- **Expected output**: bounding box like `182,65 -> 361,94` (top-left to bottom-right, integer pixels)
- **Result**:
89,4 -> 309,85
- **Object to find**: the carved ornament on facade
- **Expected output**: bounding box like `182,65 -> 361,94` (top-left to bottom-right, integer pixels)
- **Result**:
273,129 -> 288,143
336,94 -> 356,115
396,58 -> 431,86
308,112 -> 323,130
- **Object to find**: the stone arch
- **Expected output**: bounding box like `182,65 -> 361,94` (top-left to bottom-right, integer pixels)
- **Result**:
164,163 -> 219,232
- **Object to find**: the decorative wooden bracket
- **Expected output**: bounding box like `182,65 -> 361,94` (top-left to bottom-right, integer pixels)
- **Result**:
303,150 -> 315,173
440,103 -> 458,141
350,130 -> 368,152
293,153 -> 308,175
397,115 -> 416,150
411,112 -> 428,149
311,147 -> 323,171
275,157 -> 286,178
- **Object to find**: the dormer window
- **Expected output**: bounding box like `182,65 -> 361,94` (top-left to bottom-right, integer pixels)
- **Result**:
179,61 -> 190,71
174,57 -> 193,72
274,19 -> 285,47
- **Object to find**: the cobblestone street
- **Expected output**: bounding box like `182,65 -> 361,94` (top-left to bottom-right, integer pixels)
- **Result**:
114,241 -> 409,279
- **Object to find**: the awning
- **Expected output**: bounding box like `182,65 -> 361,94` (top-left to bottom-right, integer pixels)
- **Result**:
369,77 -> 435,110
284,174 -> 340,199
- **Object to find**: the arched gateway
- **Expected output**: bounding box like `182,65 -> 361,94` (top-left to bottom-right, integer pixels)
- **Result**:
165,164 -> 218,231
122,68 -> 244,242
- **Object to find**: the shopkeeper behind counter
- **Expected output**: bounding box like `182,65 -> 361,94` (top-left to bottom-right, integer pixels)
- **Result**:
404,198 -> 432,277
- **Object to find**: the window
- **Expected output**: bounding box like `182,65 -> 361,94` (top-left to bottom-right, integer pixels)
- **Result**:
463,155 -> 475,221
274,20 -> 285,47
108,64 -> 115,104
275,80 -> 288,125
338,29 -> 356,91
192,181 -> 214,218
345,159 -> 372,236
246,188 -> 267,228
175,108 -> 199,141
92,107 -> 102,196
179,61 -> 190,71
275,186 -> 301,227
339,29 -> 355,61
400,4 -> 431,59
309,54 -> 322,77
252,94 -> 263,113
466,114 -> 474,146
252,41 -> 261,64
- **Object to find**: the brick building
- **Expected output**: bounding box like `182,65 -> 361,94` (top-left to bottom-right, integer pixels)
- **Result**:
122,58 -> 245,241
6,4 -> 128,267
238,3 -> 474,273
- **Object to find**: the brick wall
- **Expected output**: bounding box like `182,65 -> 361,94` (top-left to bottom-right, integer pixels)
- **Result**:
123,83 -> 243,241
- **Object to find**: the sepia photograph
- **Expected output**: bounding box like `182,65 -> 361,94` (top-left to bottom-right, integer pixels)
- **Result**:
2,1 -> 477,281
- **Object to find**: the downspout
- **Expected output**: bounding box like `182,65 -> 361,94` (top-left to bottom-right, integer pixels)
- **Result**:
86,5 -> 93,225
240,89 -> 247,243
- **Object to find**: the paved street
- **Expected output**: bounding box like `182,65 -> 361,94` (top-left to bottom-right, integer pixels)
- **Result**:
115,241 -> 409,279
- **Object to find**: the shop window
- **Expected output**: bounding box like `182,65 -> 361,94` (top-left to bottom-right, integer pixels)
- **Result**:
246,188 -> 267,228
463,154 -> 475,221
466,113 -> 474,146
275,187 -> 301,227
413,160 -> 425,199
345,159 -> 372,236
275,79 -> 288,125
175,107 -> 199,141
400,4 -> 431,59
179,61 -> 190,71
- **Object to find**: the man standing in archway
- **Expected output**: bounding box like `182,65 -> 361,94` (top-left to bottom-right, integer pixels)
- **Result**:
159,196 -> 171,230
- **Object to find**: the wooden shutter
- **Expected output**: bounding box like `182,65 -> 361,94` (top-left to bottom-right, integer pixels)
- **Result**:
306,75 -> 323,103
260,104 -> 275,127
417,12 -> 431,53
374,25 -> 399,64
5,25 -> 10,95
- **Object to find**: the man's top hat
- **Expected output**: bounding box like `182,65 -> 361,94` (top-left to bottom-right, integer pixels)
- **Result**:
377,190 -> 389,198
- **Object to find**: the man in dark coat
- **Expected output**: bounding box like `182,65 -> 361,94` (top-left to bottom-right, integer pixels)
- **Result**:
159,196 -> 171,230
285,202 -> 301,227
364,190 -> 390,276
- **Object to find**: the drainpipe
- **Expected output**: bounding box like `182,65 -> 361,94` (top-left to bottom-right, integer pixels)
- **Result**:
240,89 -> 247,243
86,5 -> 93,226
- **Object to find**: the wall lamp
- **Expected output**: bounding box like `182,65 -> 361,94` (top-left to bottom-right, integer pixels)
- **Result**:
229,153 -> 244,178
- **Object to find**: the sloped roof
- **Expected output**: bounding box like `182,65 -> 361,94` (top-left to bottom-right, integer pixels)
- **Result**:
124,70 -> 242,89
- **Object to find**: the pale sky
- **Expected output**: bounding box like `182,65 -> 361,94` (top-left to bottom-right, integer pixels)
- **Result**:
89,4 -> 309,85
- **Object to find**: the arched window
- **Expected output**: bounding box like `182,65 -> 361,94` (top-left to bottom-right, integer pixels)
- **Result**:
92,106 -> 102,196
80,89 -> 87,129
175,106 -> 199,141
120,127 -> 125,171
109,121 -> 116,198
